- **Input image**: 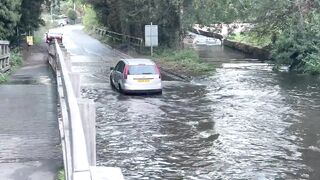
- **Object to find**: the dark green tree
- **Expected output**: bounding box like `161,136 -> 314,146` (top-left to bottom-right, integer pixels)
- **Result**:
0,0 -> 21,39
19,0 -> 45,35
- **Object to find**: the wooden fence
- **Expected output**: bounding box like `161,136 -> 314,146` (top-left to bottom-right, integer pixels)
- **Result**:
0,40 -> 10,73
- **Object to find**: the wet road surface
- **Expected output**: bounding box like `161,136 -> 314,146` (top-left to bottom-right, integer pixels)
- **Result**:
0,44 -> 62,180
63,25 -> 320,179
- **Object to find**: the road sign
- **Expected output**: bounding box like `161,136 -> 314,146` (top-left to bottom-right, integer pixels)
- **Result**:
145,24 -> 158,47
26,36 -> 33,46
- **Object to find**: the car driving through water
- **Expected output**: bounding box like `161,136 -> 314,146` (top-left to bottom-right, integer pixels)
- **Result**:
110,58 -> 162,94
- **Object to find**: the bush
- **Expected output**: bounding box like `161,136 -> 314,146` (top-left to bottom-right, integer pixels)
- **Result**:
67,9 -> 77,22
56,169 -> 65,180
10,49 -> 23,67
0,48 -> 22,84
0,73 -> 7,83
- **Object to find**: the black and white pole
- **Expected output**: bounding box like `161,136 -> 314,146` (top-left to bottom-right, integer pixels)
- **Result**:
150,22 -> 153,57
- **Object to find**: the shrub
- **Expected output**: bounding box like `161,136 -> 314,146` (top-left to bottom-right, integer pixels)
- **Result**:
67,9 -> 77,21
10,49 -> 23,67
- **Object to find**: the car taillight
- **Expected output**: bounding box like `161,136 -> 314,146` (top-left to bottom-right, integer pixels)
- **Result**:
156,65 -> 161,79
123,65 -> 129,79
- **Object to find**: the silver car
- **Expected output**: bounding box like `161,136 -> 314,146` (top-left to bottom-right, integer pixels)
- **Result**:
110,58 -> 162,94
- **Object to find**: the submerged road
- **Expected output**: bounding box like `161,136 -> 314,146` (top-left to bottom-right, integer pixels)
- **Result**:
62,25 -> 320,179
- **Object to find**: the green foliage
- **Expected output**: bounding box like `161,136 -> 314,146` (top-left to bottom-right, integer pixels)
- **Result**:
191,0 -> 250,25
10,48 -> 23,67
83,5 -> 99,31
67,9 -> 77,21
0,0 -> 46,41
19,0 -> 46,34
271,1 -> 320,74
86,0 -> 184,47
228,32 -> 271,48
0,73 -> 7,83
56,168 -> 65,180
0,0 -> 21,39
0,48 -> 22,84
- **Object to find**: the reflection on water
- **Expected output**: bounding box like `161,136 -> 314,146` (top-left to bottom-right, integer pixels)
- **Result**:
79,44 -> 320,179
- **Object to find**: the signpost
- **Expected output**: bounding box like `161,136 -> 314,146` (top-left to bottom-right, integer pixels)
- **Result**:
145,22 -> 158,56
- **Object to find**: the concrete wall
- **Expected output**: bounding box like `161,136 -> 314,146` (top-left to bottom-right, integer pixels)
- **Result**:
223,39 -> 271,60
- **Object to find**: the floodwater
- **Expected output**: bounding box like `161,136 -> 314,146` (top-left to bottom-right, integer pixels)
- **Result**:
64,26 -> 320,179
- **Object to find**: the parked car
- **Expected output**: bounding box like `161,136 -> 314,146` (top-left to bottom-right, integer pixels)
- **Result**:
110,58 -> 162,94
45,30 -> 63,44
56,18 -> 68,26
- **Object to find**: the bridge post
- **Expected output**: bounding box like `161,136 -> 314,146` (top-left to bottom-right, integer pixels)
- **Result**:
78,99 -> 96,166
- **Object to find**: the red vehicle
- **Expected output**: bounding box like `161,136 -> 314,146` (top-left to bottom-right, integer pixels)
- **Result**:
45,31 -> 63,44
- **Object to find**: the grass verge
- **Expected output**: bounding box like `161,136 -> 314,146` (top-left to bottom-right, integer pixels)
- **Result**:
153,48 -> 215,76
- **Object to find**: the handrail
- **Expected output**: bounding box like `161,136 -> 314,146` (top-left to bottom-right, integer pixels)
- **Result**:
51,39 -> 125,180
55,40 -> 91,179
94,27 -> 143,47
0,40 -> 10,73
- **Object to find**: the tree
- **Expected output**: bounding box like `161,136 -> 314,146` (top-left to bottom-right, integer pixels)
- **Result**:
0,0 -> 21,39
67,8 -> 77,23
85,0 -> 185,47
19,0 -> 46,35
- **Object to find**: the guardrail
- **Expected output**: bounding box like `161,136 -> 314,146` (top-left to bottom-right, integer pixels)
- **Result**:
94,27 -> 143,47
48,39 -> 124,180
0,40 -> 10,73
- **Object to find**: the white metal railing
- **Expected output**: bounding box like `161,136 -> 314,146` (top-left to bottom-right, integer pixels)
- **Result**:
94,27 -> 143,47
0,40 -> 10,73
55,40 -> 91,179
50,39 -> 124,180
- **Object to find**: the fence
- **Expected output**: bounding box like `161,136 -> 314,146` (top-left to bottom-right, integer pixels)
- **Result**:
48,40 -> 124,180
94,27 -> 143,47
0,40 -> 10,73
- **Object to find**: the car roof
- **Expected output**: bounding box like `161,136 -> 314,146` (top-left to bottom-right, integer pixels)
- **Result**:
122,58 -> 156,66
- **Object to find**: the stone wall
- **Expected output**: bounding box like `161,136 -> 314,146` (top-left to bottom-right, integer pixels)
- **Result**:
223,39 -> 271,60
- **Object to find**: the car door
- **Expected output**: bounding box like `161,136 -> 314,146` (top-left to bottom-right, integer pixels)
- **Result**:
114,61 -> 125,87
112,62 -> 121,85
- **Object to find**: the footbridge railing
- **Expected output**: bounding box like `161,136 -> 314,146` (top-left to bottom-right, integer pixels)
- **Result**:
0,40 -> 10,73
48,39 -> 124,180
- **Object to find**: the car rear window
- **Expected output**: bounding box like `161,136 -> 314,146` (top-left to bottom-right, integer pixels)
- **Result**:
128,65 -> 156,75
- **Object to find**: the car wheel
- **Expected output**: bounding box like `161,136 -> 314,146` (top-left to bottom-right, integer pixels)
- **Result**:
110,76 -> 115,88
118,83 -> 124,94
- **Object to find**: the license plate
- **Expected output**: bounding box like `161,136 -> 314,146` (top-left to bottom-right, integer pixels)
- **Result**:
137,79 -> 150,83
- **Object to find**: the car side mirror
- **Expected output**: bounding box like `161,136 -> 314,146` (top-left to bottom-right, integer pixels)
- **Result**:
110,67 -> 114,70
